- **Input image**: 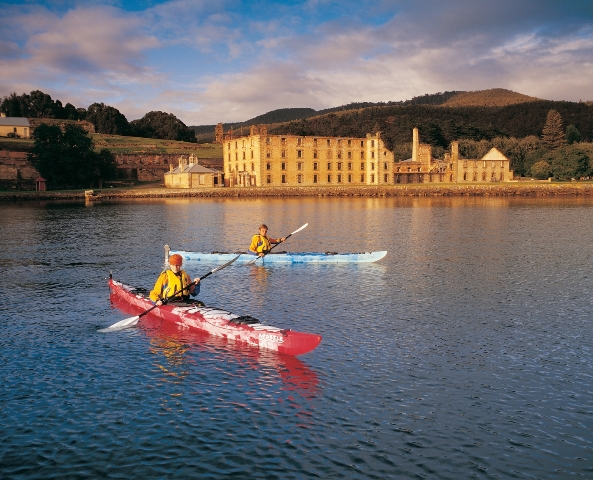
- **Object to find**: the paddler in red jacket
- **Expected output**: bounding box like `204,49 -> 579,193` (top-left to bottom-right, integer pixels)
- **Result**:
149,254 -> 200,305
248,224 -> 285,257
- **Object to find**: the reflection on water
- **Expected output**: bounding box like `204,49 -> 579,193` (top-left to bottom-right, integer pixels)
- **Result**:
1,196 -> 593,478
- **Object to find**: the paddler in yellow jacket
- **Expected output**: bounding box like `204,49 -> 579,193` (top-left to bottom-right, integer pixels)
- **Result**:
249,224 -> 285,257
149,254 -> 200,305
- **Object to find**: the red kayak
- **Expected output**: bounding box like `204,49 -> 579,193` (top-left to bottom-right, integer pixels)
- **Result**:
109,278 -> 322,356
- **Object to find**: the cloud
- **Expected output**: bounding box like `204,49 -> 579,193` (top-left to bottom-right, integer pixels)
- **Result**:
1,0 -> 592,125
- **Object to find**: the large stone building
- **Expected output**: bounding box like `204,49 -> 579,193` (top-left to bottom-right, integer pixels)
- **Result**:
0,115 -> 30,138
223,125 -> 514,187
223,125 -> 394,187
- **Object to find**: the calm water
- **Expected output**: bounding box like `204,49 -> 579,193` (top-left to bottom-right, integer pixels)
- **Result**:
1,196 -> 592,479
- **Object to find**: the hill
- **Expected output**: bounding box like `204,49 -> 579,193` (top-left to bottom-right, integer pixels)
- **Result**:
441,88 -> 540,107
190,89 -> 554,142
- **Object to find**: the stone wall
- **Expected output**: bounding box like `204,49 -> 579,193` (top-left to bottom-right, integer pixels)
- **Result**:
3,183 -> 593,201
115,154 -> 222,181
0,150 -> 38,190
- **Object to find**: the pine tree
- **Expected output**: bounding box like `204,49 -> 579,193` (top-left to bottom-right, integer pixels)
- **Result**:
541,109 -> 565,150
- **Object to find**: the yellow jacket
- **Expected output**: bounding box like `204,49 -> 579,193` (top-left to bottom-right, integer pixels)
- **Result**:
249,234 -> 280,255
149,269 -> 197,303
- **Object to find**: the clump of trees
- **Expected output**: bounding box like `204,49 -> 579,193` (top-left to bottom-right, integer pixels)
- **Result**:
130,111 -> 196,142
28,124 -> 116,189
1,90 -> 195,142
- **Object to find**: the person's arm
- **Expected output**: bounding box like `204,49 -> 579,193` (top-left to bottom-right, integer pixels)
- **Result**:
248,235 -> 261,255
149,273 -> 166,304
189,278 -> 201,296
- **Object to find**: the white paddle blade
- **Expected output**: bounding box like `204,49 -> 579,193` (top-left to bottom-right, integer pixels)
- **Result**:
291,223 -> 308,235
98,315 -> 140,333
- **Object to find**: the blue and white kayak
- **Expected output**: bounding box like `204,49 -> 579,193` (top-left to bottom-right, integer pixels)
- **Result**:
170,250 -> 387,264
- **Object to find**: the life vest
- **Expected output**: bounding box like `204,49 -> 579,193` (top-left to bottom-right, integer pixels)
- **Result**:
250,234 -> 272,254
150,269 -> 192,302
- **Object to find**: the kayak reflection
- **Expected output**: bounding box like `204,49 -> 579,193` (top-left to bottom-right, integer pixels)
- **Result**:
110,294 -> 320,397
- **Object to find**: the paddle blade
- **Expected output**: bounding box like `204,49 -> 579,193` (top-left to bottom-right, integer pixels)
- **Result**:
98,315 -> 140,333
244,256 -> 260,266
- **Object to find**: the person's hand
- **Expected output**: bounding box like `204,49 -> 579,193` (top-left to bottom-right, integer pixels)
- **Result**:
258,252 -> 265,257
156,300 -> 163,306
281,237 -> 286,242
193,278 -> 200,285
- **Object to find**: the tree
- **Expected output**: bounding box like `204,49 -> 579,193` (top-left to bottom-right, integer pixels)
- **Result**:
130,111 -> 197,142
86,102 -> 131,135
543,146 -> 592,180
541,109 -> 565,150
91,149 -> 117,188
530,160 -> 551,179
565,125 -> 581,145
28,123 -> 116,189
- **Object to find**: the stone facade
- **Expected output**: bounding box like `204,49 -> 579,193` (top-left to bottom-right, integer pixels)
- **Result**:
115,153 -> 223,181
164,154 -> 223,188
223,129 -> 394,187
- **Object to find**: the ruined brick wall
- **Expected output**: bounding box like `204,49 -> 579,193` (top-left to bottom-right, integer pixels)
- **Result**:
0,150 -> 38,190
115,154 -> 222,182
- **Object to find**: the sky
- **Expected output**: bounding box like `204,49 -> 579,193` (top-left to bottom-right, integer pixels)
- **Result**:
1,0 -> 593,126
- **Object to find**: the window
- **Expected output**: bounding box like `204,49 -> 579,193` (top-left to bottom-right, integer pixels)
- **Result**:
199,175 -> 205,185
313,174 -> 318,183
281,150 -> 286,158
348,174 -> 352,182
235,141 -> 237,148
266,174 -> 271,184
348,151 -> 352,159
266,137 -> 271,145
463,172 -> 468,181
327,162 -> 332,170
348,162 -> 352,170
297,150 -> 303,158
228,154 -> 231,162
297,138 -> 303,146
337,174 -> 342,183
348,139 -> 352,147
327,174 -> 331,183
327,139 -> 331,146
337,139 -> 342,146
313,162 -> 318,170
251,163 -> 255,171
473,172 -> 478,181
242,140 -> 245,147
297,174 -> 303,183
313,138 -> 318,146
384,174 -> 388,183
327,150 -> 332,159
384,163 -> 388,170
501,172 -> 504,181
360,174 -> 365,182
281,137 -> 286,144
281,162 -> 286,170
463,161 -> 468,168
266,162 -> 271,170
251,151 -> 254,159
361,151 -> 365,159
266,151 -> 271,158
482,172 -> 487,181
361,162 -> 365,170
360,141 -> 364,147
370,174 -> 375,182
483,160 -> 487,168
371,140 -> 375,147
235,152 -> 238,161
337,162 -> 342,170
337,152 -> 341,159
371,163 -> 375,170
228,142 -> 231,149
313,150 -> 318,159
297,162 -> 303,171
281,174 -> 287,183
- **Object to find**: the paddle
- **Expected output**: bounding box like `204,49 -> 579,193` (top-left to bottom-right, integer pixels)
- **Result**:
245,223 -> 308,266
99,254 -> 241,332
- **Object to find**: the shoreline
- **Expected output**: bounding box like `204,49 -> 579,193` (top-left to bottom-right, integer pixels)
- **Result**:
2,183 -> 593,201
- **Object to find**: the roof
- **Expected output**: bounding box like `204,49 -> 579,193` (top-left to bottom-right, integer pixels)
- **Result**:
481,147 -> 508,161
166,163 -> 218,175
0,117 -> 30,127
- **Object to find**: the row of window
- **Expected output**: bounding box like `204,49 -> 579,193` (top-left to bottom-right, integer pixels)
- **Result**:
228,150 -> 373,161
229,138 -> 373,149
266,173 -> 380,184
462,160 -> 507,168
463,172 -> 505,181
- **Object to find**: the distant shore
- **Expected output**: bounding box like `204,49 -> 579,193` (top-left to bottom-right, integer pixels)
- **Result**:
3,182 -> 593,202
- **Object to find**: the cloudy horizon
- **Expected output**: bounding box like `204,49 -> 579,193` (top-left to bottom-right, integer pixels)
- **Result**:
1,0 -> 592,126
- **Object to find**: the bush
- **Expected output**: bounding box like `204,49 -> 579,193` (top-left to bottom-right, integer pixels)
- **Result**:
530,160 -> 551,179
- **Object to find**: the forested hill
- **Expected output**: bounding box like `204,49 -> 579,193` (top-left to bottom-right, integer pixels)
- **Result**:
191,89 -> 576,144
268,100 -> 593,150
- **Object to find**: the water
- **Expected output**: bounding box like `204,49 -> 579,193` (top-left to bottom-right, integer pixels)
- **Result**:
1,196 -> 592,479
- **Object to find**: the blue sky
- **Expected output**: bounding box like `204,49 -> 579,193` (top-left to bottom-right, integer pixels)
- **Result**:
1,0 -> 592,125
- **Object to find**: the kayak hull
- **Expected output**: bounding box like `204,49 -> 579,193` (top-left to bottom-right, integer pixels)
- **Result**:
108,279 -> 322,356
170,250 -> 387,264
